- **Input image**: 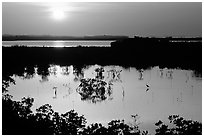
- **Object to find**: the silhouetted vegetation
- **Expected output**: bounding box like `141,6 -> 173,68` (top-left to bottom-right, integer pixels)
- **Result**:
2,78 -> 202,135
3,93 -> 201,134
2,34 -> 128,41
2,76 -> 15,93
111,37 -> 202,73
2,97 -> 86,134
155,115 -> 202,135
76,78 -> 113,103
82,115 -> 148,135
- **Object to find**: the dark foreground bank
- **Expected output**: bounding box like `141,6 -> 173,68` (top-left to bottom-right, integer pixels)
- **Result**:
2,94 -> 202,135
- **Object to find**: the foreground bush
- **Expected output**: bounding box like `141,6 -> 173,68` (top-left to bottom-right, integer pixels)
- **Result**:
155,115 -> 202,135
2,79 -> 201,135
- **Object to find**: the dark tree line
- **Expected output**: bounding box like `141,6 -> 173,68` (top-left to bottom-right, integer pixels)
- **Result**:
3,44 -> 202,75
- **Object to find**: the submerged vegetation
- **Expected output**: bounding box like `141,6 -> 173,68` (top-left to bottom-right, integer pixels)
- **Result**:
76,78 -> 113,103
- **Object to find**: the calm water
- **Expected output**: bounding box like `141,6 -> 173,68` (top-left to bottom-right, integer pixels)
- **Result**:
2,40 -> 112,47
8,64 -> 202,133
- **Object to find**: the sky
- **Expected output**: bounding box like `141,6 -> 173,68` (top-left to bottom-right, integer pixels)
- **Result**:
2,2 -> 202,37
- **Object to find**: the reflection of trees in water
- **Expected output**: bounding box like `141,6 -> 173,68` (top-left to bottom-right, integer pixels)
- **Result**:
166,70 -> 173,80
39,75 -> 49,83
62,83 -> 73,98
159,69 -> 164,78
76,78 -> 113,103
22,72 -> 34,79
37,65 -> 50,76
21,66 -> 36,79
61,66 -> 70,76
34,64 -> 51,83
95,67 -> 105,80
106,69 -> 124,101
73,65 -> 84,82
191,71 -> 202,79
48,65 -> 58,76
157,68 -> 175,80
107,69 -> 122,82
4,64 -> 50,81
138,69 -> 144,80
5,65 -> 36,80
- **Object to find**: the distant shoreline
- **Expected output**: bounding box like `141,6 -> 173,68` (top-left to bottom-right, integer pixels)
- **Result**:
2,35 -> 201,41
2,35 -> 129,41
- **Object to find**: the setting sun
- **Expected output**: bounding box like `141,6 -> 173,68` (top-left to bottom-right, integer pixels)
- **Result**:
52,9 -> 65,20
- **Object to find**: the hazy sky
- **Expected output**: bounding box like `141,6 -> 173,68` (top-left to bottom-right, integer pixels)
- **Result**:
2,2 -> 202,37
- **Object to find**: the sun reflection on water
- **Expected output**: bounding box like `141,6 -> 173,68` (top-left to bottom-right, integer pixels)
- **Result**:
53,40 -> 66,47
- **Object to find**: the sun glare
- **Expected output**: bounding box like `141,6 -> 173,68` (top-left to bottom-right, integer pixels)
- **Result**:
52,9 -> 65,20
47,3 -> 77,21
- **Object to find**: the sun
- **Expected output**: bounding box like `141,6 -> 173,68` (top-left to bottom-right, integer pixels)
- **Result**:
52,9 -> 65,20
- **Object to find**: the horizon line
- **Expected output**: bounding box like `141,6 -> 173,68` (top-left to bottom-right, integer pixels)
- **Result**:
2,34 -> 202,38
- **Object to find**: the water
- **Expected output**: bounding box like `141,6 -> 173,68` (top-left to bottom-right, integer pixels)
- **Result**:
7,64 -> 202,133
2,40 -> 112,47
